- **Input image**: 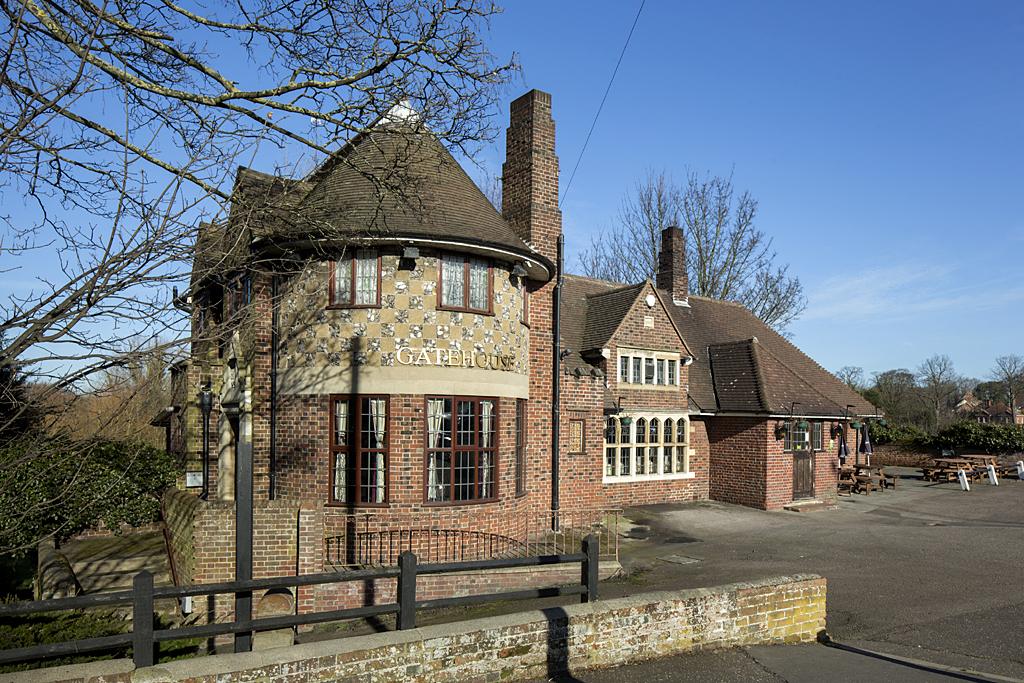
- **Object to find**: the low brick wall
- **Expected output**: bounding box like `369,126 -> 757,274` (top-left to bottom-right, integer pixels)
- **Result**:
19,574 -> 825,683
871,444 -> 932,467
161,489 -> 201,586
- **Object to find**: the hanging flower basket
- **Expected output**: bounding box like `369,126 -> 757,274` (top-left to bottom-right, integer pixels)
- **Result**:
774,423 -> 788,440
796,419 -> 810,430
850,421 -> 862,429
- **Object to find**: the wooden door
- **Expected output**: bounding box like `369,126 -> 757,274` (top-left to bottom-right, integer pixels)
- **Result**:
793,451 -> 814,499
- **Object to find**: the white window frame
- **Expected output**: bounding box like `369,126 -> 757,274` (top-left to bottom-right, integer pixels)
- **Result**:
616,349 -> 682,387
603,413 -> 695,483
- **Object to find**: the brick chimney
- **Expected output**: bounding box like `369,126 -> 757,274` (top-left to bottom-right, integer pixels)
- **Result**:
501,90 -> 561,265
657,226 -> 689,305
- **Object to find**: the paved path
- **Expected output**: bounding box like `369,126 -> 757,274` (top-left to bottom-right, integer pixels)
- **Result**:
531,643 -> 1017,682
60,530 -> 171,593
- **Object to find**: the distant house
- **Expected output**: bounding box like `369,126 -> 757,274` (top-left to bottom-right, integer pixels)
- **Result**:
957,396 -> 1023,425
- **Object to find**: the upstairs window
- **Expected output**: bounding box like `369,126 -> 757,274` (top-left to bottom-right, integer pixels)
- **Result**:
440,254 -> 491,313
330,249 -> 380,308
618,351 -> 681,386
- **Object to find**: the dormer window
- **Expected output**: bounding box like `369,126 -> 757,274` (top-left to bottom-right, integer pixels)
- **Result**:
329,249 -> 380,308
439,254 -> 491,313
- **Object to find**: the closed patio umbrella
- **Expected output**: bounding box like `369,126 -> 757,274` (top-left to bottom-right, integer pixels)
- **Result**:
859,422 -> 873,464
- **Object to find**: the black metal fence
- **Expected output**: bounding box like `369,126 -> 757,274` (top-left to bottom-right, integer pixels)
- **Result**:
0,534 -> 600,670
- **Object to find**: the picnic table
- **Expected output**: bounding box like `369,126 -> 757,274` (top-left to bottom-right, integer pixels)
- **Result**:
838,463 -> 896,494
959,454 -> 1019,478
922,457 -> 984,483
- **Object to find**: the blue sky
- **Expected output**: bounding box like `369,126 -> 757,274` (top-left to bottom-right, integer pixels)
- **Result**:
471,0 -> 1024,381
3,1 -> 1021,384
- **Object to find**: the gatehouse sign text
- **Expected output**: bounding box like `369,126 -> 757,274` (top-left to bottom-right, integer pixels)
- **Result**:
396,347 -> 517,372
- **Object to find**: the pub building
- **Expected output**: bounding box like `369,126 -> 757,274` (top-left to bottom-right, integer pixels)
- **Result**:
158,89 -> 874,614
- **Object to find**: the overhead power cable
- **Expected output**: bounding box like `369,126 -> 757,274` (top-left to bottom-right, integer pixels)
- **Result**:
559,0 -> 646,208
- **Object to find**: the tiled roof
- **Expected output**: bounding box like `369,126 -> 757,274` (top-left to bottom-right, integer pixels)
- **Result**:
667,294 -> 876,416
581,283 -> 645,351
298,124 -> 535,255
559,275 -> 623,373
558,273 -> 876,417
193,121 -> 543,287
707,340 -> 767,412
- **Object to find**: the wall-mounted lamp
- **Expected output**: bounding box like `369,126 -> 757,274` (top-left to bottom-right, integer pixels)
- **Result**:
512,262 -> 528,278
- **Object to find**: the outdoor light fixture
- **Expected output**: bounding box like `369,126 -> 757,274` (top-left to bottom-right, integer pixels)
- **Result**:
512,262 -> 528,278
199,383 -> 213,500
401,245 -> 420,259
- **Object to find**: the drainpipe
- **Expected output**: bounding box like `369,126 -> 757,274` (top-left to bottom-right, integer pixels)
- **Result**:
269,274 -> 279,500
551,234 -> 564,525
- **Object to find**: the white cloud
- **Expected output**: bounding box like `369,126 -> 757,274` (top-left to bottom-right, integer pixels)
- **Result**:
801,262 -> 1024,324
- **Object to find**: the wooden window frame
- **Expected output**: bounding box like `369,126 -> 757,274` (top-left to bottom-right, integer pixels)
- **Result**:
327,251 -> 382,309
327,394 -> 390,507
812,421 -> 823,451
437,253 -> 494,315
424,395 -> 500,505
784,422 -> 810,453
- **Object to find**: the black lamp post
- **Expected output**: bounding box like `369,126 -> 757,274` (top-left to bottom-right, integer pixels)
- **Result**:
199,384 -> 213,500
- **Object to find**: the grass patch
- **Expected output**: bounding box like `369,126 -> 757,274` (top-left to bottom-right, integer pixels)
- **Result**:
0,610 -> 202,673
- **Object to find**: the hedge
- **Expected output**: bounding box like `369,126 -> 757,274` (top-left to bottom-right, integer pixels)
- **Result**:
870,420 -> 1024,454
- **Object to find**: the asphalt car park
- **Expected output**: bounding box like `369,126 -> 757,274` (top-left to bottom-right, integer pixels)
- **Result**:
581,467 -> 1024,681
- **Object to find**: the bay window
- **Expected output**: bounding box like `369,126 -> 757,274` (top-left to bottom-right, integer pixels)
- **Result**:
330,249 -> 380,307
426,396 -> 498,503
329,395 -> 388,505
603,413 -> 692,481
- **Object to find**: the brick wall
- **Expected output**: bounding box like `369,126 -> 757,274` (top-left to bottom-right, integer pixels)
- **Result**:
162,489 -> 201,585
709,417 -> 851,510
33,575 -> 826,683
708,416 -> 770,508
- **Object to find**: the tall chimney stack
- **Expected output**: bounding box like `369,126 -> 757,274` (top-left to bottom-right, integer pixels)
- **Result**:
501,90 -> 561,265
657,226 -> 689,305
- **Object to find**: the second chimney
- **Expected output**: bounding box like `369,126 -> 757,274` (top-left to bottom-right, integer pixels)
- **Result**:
657,226 -> 689,305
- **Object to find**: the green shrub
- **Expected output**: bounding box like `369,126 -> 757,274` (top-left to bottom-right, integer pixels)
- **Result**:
868,421 -> 928,446
931,421 -> 1024,454
0,438 -> 176,555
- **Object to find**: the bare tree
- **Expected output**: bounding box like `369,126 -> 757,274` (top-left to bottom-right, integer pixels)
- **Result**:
870,369 -> 920,426
575,169 -> 806,329
835,366 -> 865,392
916,354 -> 960,431
990,354 -> 1024,421
0,0 -> 515,437
0,1 -> 515,552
